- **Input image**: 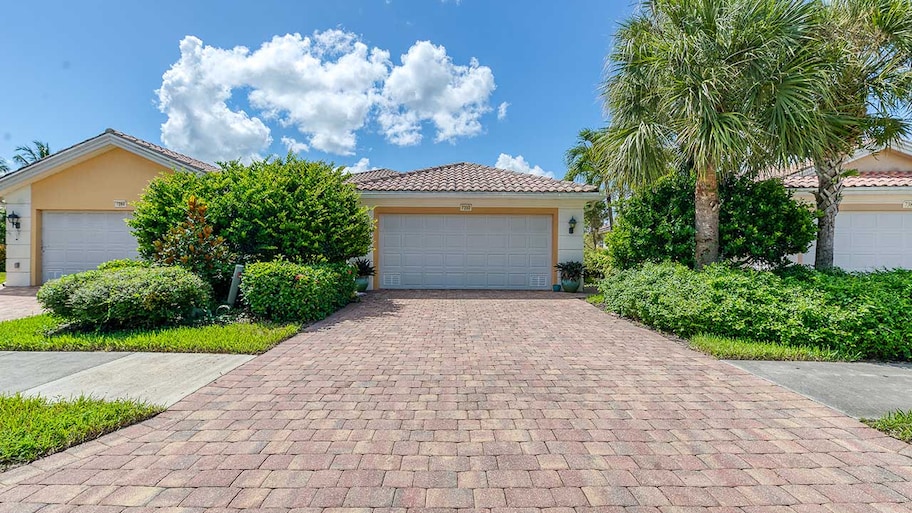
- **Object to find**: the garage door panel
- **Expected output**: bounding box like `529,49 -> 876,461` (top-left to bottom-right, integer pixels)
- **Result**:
380,213 -> 552,289
42,212 -> 138,283
800,212 -> 912,271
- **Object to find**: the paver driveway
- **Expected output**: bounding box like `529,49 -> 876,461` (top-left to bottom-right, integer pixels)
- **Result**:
0,287 -> 41,322
2,290 -> 912,512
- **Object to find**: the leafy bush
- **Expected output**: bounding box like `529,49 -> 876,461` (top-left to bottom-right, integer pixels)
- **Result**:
584,245 -> 611,282
129,155 -> 373,264
37,267 -> 211,329
152,196 -> 234,294
241,261 -> 356,323
555,261 -> 584,281
96,259 -> 149,271
606,173 -> 816,269
0,244 -> 5,273
599,262 -> 912,360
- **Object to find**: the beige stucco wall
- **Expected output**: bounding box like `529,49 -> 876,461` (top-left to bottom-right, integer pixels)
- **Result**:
360,194 -> 591,289
847,148 -> 912,172
5,147 -> 172,285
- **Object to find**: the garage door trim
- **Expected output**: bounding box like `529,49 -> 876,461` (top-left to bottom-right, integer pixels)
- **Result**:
372,207 -> 558,290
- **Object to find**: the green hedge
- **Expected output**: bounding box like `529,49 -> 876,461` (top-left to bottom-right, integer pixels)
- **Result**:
37,267 -> 211,329
599,262 -> 912,360
241,261 -> 356,323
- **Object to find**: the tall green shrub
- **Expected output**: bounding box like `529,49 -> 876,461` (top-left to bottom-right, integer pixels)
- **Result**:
606,173 -> 817,269
129,155 -> 373,264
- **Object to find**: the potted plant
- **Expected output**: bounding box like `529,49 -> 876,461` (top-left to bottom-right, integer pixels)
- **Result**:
554,260 -> 584,293
352,258 -> 375,292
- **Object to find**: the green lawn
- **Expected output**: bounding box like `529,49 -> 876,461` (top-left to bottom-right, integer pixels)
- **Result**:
690,334 -> 857,361
0,314 -> 300,354
0,394 -> 162,468
863,410 -> 912,442
0,272 -> 5,285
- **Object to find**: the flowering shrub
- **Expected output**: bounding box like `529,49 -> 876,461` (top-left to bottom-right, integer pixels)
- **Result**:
240,261 -> 356,322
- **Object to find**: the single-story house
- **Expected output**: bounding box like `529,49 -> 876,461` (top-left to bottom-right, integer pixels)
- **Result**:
781,143 -> 912,271
1,130 -> 600,289
0,129 -> 216,287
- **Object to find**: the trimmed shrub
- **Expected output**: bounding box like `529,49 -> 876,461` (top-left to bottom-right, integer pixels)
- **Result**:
37,267 -> 211,329
598,262 -> 912,360
606,173 -> 816,269
96,259 -> 149,271
241,261 -> 356,323
129,155 -> 372,264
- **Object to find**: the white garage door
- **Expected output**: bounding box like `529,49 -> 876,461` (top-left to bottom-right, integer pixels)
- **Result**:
42,212 -> 139,282
801,212 -> 912,271
379,214 -> 552,289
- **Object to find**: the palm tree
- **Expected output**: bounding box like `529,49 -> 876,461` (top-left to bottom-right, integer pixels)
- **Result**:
12,141 -> 51,168
0,159 -> 8,175
565,128 -> 614,246
810,0 -> 912,269
598,0 -> 850,269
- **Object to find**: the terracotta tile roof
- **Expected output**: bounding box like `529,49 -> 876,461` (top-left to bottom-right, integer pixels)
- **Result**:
355,162 -> 598,193
106,129 -> 219,172
782,171 -> 912,188
346,168 -> 399,183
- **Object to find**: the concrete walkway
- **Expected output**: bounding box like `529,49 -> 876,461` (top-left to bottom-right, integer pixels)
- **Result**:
727,360 -> 912,419
1,291 -> 911,511
0,351 -> 253,407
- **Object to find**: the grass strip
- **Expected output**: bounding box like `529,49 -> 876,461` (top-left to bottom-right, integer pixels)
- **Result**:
0,314 -> 299,354
690,334 -> 856,361
863,410 -> 912,442
0,394 -> 163,468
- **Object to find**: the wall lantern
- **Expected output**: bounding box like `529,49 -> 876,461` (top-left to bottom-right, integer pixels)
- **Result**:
6,211 -> 21,230
568,216 -> 577,234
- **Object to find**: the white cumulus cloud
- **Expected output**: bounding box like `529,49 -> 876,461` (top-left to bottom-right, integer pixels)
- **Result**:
495,153 -> 555,179
344,157 -> 376,174
158,32 -> 501,161
497,101 -> 509,120
379,41 -> 496,146
281,136 -> 309,154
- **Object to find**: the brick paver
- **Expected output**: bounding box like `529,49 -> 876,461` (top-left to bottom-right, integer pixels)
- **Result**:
0,286 -> 41,322
2,290 -> 912,512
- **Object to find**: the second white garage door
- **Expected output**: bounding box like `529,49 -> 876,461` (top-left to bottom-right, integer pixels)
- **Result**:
42,212 -> 139,283
800,211 -> 912,271
379,214 -> 552,289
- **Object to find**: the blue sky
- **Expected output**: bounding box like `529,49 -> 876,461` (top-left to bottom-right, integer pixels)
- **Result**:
0,0 -> 632,177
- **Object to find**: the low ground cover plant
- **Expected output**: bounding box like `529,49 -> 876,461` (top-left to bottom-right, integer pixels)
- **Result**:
0,394 -> 162,468
241,261 -> 357,322
599,262 -> 912,360
690,334 -> 853,361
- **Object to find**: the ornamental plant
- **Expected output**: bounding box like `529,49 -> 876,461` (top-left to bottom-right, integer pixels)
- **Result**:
152,196 -> 234,294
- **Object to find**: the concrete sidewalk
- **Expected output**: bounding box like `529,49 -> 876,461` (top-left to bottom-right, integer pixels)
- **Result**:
0,351 -> 253,406
726,359 -> 912,418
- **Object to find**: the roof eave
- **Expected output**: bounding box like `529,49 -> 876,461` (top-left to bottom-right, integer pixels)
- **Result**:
358,190 -> 603,199
0,132 -> 208,198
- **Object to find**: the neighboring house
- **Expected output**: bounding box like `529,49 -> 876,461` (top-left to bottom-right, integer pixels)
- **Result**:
0,129 -> 217,287
780,143 -> 912,271
1,130 -> 600,289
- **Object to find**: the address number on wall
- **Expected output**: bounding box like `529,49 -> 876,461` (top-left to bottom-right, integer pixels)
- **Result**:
903,200 -> 912,209
113,200 -> 128,208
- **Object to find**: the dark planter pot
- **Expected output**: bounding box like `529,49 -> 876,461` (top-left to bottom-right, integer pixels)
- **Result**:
561,279 -> 580,293
355,276 -> 370,292
552,284 -> 562,292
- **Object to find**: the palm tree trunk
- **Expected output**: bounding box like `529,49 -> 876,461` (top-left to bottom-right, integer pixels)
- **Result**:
694,164 -> 720,269
813,157 -> 844,270
605,189 -> 614,231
